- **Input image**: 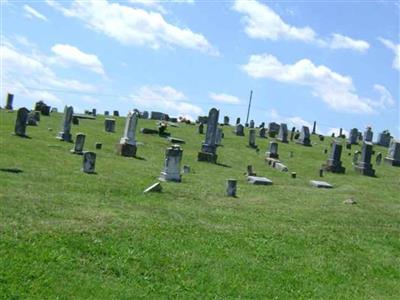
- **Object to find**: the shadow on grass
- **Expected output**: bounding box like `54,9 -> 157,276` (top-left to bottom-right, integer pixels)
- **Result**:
0,168 -> 23,173
134,156 -> 146,161
216,162 -> 231,168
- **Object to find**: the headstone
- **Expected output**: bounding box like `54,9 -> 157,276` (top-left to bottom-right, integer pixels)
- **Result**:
104,111 -> 109,116
248,128 -> 257,148
290,127 -> 296,141
197,108 -> 219,163
312,121 -> 316,134
51,107 -> 58,113
319,168 -> 324,177
34,101 -> 50,116
236,117 -> 240,125
104,118 -> 116,133
216,128 -> 223,146
339,128 -> 343,137
198,116 -> 208,124
259,127 -> 266,138
235,124 -> 244,136
198,123 -> 204,134
277,123 -> 288,143
353,151 -> 361,165
95,142 -> 102,150
358,132 -> 363,141
247,176 -> 273,185
364,126 -> 374,142
319,135 -> 324,141
57,106 -> 73,142
354,142 -> 376,177
143,182 -> 162,193
117,111 -> 138,157
246,165 -> 256,176
142,111 -> 149,119
159,145 -> 183,182
71,133 -> 85,154
224,116 -> 229,125
376,130 -> 391,147
82,152 -> 96,173
72,116 -> 79,125
5,93 -> 14,110
384,139 -> 400,166
92,108 -> 97,117
113,110 -> 119,117
291,172 -> 296,179
375,152 -> 382,165
26,111 -> 38,126
310,180 -> 333,188
182,165 -> 191,174
266,141 -> 279,159
226,179 -> 237,197
268,122 -> 280,137
14,107 -> 29,136
296,126 -> 311,146
323,141 -> 345,173
348,128 -> 358,145
249,120 -> 255,128
151,111 -> 168,120
259,122 -> 265,128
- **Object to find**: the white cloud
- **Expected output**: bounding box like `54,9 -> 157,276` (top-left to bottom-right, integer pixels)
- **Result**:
23,5 -> 48,21
47,0 -> 218,55
209,92 -> 240,104
130,85 -> 203,119
379,37 -> 400,71
51,44 -> 105,76
242,53 -> 389,114
1,42 -> 96,105
233,0 -> 369,52
265,109 -> 312,129
372,84 -> 395,108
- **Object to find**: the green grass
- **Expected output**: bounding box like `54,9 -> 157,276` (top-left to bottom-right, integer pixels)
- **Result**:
1,110 -> 399,299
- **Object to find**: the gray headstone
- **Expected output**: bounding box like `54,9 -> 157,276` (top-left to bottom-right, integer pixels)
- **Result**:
268,122 -> 280,137
14,107 -> 29,136
198,123 -> 204,134
71,133 -> 85,154
226,179 -> 237,197
82,152 -> 96,173
266,141 -> 279,159
235,124 -> 244,136
104,111 -> 109,116
274,162 -> 288,172
248,128 -> 256,148
224,116 -> 229,125
160,145 -> 183,182
384,139 -> 400,166
198,108 -> 219,163
92,108 -> 97,117
348,128 -> 359,145
296,126 -> 311,146
120,111 -> 138,146
259,127 -> 266,138
104,118 -> 116,133
376,131 -> 391,147
354,142 -> 375,176
375,152 -> 382,165
324,141 -> 345,173
182,165 -> 191,174
312,121 -> 316,134
5,93 -> 14,110
57,106 -> 73,142
249,120 -> 255,128
364,127 -> 373,142
26,111 -> 38,126
277,123 -> 288,143
247,176 -> 273,185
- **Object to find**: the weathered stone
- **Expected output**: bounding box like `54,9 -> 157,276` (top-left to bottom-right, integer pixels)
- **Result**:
277,123 -> 288,143
104,118 -> 116,133
71,133 -> 85,154
14,107 -> 29,136
354,142 -> 375,177
198,123 -> 204,134
26,111 -> 38,126
274,162 -> 288,172
324,141 -> 345,173
247,176 -> 273,185
182,165 -> 191,174
226,179 -> 237,197
235,124 -> 244,136
248,128 -> 257,148
249,120 -> 255,128
34,101 -> 50,116
348,128 -> 359,145
224,116 -> 230,125
375,152 -> 382,165
95,143 -> 102,150
268,122 -> 280,137
92,108 -> 97,117
266,141 -> 279,159
364,127 -> 373,142
143,182 -> 162,193
117,111 -> 138,157
82,152 -> 96,173
113,110 -> 119,117
246,165 -> 256,176
198,108 -> 219,163
296,126 -> 311,146
151,111 -> 169,120
72,116 -> 79,125
5,93 -> 14,110
376,130 -> 391,147
259,127 -> 266,138
160,145 -> 183,182
312,121 -> 317,134
384,139 -> 400,166
310,180 -> 333,188
57,106 -> 74,142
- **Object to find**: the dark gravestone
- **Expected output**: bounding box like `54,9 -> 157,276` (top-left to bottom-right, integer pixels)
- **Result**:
249,120 -> 255,128
358,132 -> 363,141
71,133 -> 85,155
277,123 -> 288,143
236,117 -> 240,125
376,131 -> 391,147
5,93 -> 14,110
235,124 -> 244,136
266,141 -> 279,159
259,122 -> 265,128
248,128 -> 256,148
354,142 -> 375,177
268,122 -> 280,138
57,106 -> 73,142
113,110 -> 119,117
384,139 -> 400,166
375,152 -> 382,165
226,179 -> 237,197
72,116 -> 79,125
14,107 -> 29,137
141,128 -> 159,134
319,135 -> 324,141
35,101 -> 50,116
312,121 -> 316,134
92,108 -> 97,117
259,127 -> 266,138
26,111 -> 38,126
324,141 -> 345,173
104,111 -> 109,116
296,126 -> 311,146
224,116 -> 229,125
104,118 -> 116,132
142,111 -> 149,119
339,128 -> 343,137
82,152 -> 96,173
95,143 -> 102,150
198,116 -> 208,124
364,127 -> 373,142
348,128 -> 358,145
198,123 -> 204,134
198,108 -> 219,163
290,127 -> 296,141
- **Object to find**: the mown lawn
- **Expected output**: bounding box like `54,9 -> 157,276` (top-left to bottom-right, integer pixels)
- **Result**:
0,109 -> 399,299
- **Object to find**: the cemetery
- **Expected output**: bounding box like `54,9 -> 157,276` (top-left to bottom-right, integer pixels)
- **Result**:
1,101 -> 399,299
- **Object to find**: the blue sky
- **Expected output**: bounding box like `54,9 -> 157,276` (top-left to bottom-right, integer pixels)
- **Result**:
1,0 -> 399,138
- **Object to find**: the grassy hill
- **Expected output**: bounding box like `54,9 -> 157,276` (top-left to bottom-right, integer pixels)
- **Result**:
1,109 -> 399,299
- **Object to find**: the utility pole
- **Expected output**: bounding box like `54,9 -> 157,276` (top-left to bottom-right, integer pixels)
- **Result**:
245,90 -> 253,127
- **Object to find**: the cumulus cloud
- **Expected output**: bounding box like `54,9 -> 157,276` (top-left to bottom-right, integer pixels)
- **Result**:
1,42 -> 96,105
379,37 -> 400,71
130,85 -> 203,120
209,92 -> 240,104
266,109 -> 313,130
233,0 -> 369,52
46,0 -> 218,55
241,53 -> 394,114
23,5 -> 48,21
51,44 -> 105,76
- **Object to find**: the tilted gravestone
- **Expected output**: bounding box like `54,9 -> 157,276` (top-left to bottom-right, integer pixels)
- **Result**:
277,123 -> 288,143
159,145 -> 183,182
348,128 -> 359,145
323,141 -> 345,173
248,128 -> 256,148
354,142 -> 375,177
235,124 -> 244,136
5,93 -> 14,110
266,141 -> 279,159
14,107 -> 29,137
198,108 -> 219,163
57,106 -> 73,142
116,111 -> 138,157
104,118 -> 116,132
384,139 -> 400,166
364,127 -> 373,142
296,126 -> 311,146
82,152 -> 96,173
71,133 -> 86,155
